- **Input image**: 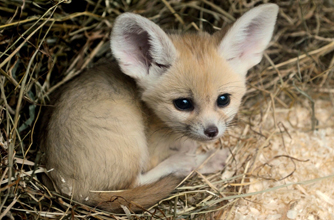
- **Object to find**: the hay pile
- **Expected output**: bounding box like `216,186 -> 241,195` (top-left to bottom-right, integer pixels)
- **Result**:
1,0 -> 333,219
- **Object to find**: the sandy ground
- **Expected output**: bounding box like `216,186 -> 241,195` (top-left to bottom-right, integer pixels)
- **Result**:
232,99 -> 334,219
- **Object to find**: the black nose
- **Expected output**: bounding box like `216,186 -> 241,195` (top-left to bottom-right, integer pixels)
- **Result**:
204,126 -> 218,138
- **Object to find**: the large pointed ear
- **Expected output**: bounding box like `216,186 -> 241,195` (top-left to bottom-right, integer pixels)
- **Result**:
218,4 -> 278,76
110,13 -> 177,86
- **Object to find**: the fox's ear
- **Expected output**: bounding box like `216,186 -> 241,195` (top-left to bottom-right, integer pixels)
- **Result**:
111,13 -> 177,86
218,4 -> 278,76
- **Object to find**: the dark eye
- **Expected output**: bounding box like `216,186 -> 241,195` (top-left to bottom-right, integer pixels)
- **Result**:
217,94 -> 230,107
173,98 -> 194,111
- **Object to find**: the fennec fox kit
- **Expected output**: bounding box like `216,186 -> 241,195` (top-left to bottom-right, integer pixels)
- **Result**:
40,4 -> 278,212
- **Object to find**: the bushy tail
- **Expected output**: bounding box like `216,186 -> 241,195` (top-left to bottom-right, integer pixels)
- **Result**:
87,175 -> 182,213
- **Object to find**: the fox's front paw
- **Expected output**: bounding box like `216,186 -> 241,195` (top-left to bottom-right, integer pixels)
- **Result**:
198,148 -> 229,174
170,148 -> 229,176
169,153 -> 197,177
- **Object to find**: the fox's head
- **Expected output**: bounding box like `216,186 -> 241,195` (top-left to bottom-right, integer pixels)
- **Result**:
110,4 -> 278,142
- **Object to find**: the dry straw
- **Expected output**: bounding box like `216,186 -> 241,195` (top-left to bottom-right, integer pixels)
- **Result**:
1,0 -> 334,219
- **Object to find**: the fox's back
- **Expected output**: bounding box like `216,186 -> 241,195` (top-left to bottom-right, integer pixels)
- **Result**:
40,63 -> 147,199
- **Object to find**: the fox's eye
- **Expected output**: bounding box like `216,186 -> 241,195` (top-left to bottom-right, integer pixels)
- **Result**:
173,98 -> 194,111
217,94 -> 230,107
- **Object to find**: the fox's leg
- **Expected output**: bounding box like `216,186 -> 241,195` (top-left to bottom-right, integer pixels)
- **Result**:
138,146 -> 229,185
138,151 -> 196,185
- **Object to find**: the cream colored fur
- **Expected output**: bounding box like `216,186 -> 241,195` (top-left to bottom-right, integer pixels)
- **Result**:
39,4 -> 278,213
